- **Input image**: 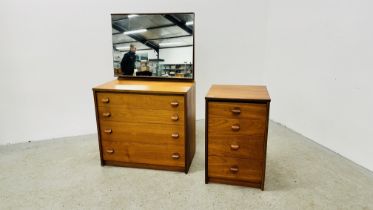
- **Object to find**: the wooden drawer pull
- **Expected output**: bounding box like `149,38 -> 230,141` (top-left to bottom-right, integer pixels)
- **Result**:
101,98 -> 110,103
171,153 -> 180,160
171,114 -> 179,121
102,112 -> 111,117
171,132 -> 179,139
106,149 -> 114,154
231,124 -> 240,131
230,166 -> 239,173
230,144 -> 240,150
104,129 -> 112,134
231,107 -> 241,114
170,101 -> 179,107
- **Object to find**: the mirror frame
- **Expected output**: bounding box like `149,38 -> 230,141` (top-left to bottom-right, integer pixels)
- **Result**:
111,12 -> 195,82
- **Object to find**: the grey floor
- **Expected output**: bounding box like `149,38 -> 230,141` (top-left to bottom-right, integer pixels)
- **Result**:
1,120 -> 373,210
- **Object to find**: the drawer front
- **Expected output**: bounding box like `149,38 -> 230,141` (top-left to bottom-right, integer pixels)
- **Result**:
98,106 -> 184,125
208,102 -> 267,120
96,92 -> 184,111
208,156 -> 263,183
208,117 -> 266,136
208,134 -> 265,159
102,141 -> 185,167
99,121 -> 184,146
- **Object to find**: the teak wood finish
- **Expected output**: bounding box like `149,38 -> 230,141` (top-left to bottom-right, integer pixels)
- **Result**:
93,80 -> 196,173
205,84 -> 271,190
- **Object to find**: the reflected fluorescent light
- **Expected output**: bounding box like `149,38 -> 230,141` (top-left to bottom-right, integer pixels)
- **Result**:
116,46 -> 129,50
128,15 -> 139,18
186,21 -> 193,25
123,29 -> 147,35
159,42 -> 182,46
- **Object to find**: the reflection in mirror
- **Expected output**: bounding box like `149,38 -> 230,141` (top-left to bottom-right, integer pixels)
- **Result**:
111,13 -> 194,80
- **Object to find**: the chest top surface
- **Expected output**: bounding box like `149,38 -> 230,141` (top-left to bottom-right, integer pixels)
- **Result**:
93,79 -> 194,94
206,84 -> 271,102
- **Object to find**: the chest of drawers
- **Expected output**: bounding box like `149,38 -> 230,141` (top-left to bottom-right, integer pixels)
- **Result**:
205,85 -> 270,190
93,80 -> 196,173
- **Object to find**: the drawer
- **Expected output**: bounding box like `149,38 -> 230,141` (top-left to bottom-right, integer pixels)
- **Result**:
208,134 -> 265,159
101,141 -> 185,167
99,121 -> 184,146
208,102 -> 267,120
96,92 -> 184,111
98,106 -> 184,125
208,117 -> 266,136
208,156 -> 263,183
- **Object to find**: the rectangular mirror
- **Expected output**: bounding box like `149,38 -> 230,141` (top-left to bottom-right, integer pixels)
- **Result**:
111,13 -> 195,80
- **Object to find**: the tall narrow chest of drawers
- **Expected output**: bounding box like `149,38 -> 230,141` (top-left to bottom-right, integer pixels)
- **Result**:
93,80 -> 196,173
205,85 -> 271,190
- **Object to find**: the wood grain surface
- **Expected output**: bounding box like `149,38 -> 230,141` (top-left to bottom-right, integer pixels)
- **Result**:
102,141 -> 185,167
99,121 -> 184,145
94,80 -> 194,94
208,155 -> 263,183
96,92 -> 185,110
206,84 -> 271,101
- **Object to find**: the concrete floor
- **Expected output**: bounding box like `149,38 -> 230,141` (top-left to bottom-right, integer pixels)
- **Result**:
1,120 -> 372,210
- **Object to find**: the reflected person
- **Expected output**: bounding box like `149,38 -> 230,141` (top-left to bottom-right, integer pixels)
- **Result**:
121,44 -> 137,76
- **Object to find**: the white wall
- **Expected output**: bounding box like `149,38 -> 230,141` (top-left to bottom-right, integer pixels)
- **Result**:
0,0 -> 268,144
0,0 -> 114,144
264,0 -> 373,171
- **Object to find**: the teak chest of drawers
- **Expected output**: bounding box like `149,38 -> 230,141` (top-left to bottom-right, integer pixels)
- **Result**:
93,80 -> 196,173
205,85 -> 271,190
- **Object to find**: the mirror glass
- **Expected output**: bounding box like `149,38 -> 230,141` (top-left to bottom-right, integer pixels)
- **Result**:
111,13 -> 194,80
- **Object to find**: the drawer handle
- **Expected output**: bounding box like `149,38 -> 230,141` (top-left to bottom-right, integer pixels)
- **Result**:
171,153 -> 180,160
106,149 -> 114,154
171,114 -> 179,121
170,101 -> 179,107
231,107 -> 241,114
102,112 -> 111,117
231,124 -> 240,131
230,166 -> 239,173
171,132 -> 179,139
101,98 -> 110,103
230,144 -> 240,150
104,129 -> 112,134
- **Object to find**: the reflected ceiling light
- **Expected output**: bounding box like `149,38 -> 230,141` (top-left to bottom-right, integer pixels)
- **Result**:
159,42 -> 182,46
116,46 -> 129,50
128,15 -> 139,18
186,21 -> 193,25
123,29 -> 147,35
